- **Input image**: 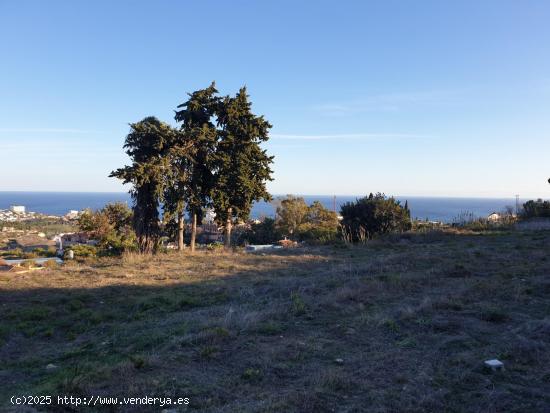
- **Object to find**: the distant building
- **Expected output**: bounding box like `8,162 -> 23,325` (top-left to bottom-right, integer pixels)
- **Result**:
10,205 -> 25,213
487,212 -> 501,222
65,210 -> 80,220
204,208 -> 216,224
198,223 -> 222,243
55,232 -> 95,247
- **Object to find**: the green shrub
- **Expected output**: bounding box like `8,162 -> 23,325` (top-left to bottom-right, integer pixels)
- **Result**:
522,199 -> 550,218
340,193 -> 411,243
274,196 -> 339,243
66,245 -> 97,258
207,242 -> 224,251
241,368 -> 262,382
242,218 -> 281,244
77,203 -> 137,255
290,291 -> 307,316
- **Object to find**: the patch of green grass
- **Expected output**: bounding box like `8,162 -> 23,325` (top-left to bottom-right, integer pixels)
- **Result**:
129,354 -> 147,369
241,368 -> 262,382
177,296 -> 201,308
199,345 -> 219,359
254,321 -> 285,335
14,306 -> 53,321
207,326 -> 230,338
67,299 -> 85,311
381,318 -> 400,333
479,306 -> 508,323
290,292 -> 307,316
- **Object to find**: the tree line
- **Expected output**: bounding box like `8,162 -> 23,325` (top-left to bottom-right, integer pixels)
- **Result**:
110,83 -> 273,253
243,193 -> 411,245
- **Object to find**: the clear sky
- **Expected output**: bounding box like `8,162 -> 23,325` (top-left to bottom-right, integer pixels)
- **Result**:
1,0 -> 549,198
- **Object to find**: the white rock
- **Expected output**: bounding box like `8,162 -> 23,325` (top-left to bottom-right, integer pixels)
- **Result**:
46,363 -> 57,370
484,359 -> 504,370
334,358 -> 344,365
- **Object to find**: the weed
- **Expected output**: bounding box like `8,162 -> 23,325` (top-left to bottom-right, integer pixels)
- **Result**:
130,354 -> 147,369
255,321 -> 284,335
199,345 -> 218,359
241,368 -> 262,382
381,318 -> 400,332
290,291 -> 307,316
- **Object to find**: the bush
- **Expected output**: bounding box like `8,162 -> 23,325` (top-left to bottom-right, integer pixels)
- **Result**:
77,203 -> 136,255
32,247 -> 57,258
275,196 -> 339,243
340,193 -> 411,242
242,218 -> 281,244
522,199 -> 550,218
66,245 -> 97,258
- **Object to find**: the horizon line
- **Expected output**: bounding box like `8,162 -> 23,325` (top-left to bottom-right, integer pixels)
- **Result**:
0,190 -> 537,200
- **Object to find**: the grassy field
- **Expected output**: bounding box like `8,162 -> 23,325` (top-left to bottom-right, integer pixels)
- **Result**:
1,229 -> 550,412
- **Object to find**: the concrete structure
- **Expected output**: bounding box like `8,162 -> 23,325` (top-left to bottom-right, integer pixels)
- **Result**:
246,244 -> 277,252
10,205 -> 26,213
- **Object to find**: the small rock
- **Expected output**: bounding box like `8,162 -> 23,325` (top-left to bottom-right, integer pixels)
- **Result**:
334,358 -> 344,365
46,363 -> 57,370
484,359 -> 504,371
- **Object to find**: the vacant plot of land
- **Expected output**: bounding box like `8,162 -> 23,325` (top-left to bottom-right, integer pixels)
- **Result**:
1,230 -> 549,412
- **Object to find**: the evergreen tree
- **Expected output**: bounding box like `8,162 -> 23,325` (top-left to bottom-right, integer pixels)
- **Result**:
213,87 -> 274,248
340,193 -> 411,242
172,82 -> 219,251
404,200 -> 411,219
110,117 -> 176,253
276,195 -> 309,238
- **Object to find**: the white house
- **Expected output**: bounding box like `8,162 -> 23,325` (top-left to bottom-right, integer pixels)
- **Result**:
10,205 -> 26,213
487,212 -> 501,222
65,210 -> 80,220
204,208 -> 216,224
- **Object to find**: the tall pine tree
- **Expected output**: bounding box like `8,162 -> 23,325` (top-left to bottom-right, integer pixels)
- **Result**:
213,87 -> 274,248
110,117 -> 176,253
173,82 -> 219,251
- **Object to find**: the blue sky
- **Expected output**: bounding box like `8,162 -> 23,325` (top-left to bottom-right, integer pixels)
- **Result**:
1,0 -> 549,197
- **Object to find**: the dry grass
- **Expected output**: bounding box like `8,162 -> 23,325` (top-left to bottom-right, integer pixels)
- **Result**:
1,230 -> 550,412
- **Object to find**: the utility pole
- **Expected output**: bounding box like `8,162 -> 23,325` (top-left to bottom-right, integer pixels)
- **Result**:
333,195 -> 336,213
515,194 -> 520,216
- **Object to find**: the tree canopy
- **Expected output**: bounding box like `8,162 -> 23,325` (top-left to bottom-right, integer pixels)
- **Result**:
110,84 -> 274,252
110,117 -> 179,253
340,193 -> 411,242
212,87 -> 274,247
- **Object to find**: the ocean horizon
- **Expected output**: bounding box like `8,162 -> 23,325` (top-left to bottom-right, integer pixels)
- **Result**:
0,191 -> 529,223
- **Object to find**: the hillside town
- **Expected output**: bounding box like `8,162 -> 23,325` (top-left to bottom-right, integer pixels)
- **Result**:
1,204 -> 230,260
0,205 -> 78,222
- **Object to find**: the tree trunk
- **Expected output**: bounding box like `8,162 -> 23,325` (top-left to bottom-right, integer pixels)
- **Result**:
178,211 -> 185,251
224,207 -> 233,249
190,213 -> 197,252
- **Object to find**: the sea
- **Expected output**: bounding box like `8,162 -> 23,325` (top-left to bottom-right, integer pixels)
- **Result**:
0,191 -> 526,223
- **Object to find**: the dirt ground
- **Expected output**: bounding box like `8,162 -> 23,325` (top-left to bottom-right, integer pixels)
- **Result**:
1,229 -> 549,412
